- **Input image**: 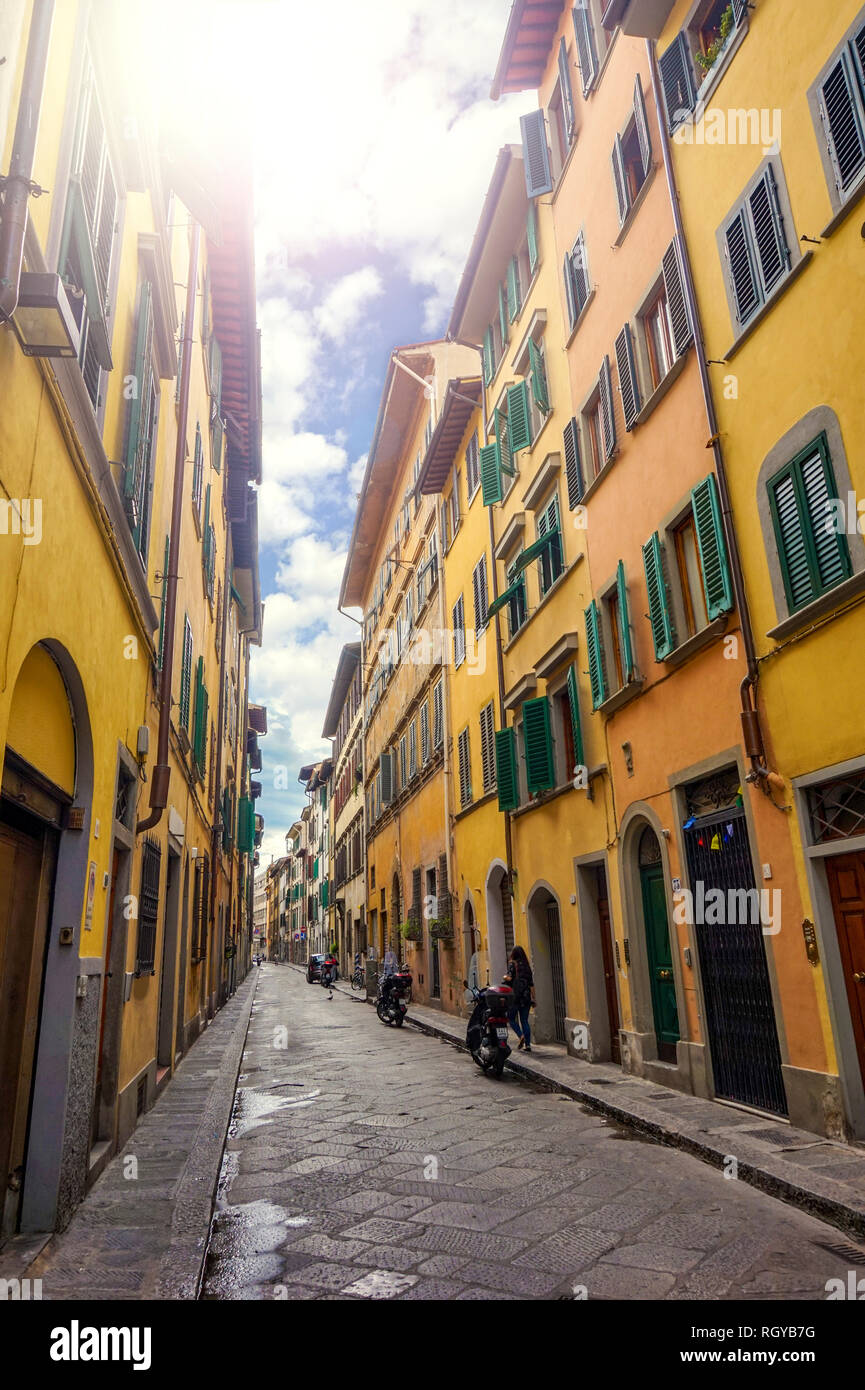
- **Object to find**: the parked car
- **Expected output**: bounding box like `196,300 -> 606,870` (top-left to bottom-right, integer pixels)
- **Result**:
306,954 -> 326,983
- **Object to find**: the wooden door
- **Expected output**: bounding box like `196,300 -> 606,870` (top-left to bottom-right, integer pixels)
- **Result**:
640,864 -> 680,1062
0,809 -> 56,1235
826,852 -> 865,1090
597,889 -> 621,1063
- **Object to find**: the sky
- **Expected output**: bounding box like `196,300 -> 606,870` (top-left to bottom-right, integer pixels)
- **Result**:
234,0 -> 536,866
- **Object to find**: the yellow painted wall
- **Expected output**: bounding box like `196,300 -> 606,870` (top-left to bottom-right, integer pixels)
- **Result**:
5,643 -> 76,793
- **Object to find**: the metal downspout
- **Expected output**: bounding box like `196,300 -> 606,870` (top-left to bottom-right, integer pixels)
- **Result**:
0,0 -> 55,322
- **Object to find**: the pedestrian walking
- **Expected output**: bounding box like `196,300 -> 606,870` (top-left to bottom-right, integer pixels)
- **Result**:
503,945 -> 535,1053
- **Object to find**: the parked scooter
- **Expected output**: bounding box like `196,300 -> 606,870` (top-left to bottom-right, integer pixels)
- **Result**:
464,980 -> 513,1078
320,955 -> 338,996
376,969 -> 412,1027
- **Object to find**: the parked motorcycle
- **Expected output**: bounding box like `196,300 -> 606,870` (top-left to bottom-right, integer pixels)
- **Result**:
376,969 -> 412,1027
464,980 -> 513,1078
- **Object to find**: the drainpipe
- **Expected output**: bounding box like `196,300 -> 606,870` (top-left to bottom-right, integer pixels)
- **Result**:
137,223 -> 201,831
208,538 -> 233,989
0,0 -> 55,323
646,41 -> 772,787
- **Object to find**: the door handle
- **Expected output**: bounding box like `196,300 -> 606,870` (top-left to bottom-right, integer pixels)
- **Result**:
854,972 -> 865,983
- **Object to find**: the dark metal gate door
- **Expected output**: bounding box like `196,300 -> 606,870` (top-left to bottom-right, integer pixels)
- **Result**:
684,812 -> 787,1116
546,902 -> 567,1044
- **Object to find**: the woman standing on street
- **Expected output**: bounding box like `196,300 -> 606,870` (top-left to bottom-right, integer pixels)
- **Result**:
503,945 -> 535,1053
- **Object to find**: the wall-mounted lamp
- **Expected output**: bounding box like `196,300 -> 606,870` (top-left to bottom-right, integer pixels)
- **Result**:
10,272 -> 80,357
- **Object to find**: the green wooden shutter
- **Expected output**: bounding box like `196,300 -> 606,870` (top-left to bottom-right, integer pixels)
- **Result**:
209,334 -> 223,422
495,728 -> 519,811
482,327 -> 494,385
124,280 -> 153,505
527,203 -> 539,275
480,440 -> 502,506
507,257 -> 521,321
616,559 -> 634,682
642,532 -> 676,660
193,656 -> 208,775
180,617 -> 193,729
157,533 -> 170,670
522,697 -> 555,795
222,787 -> 232,851
566,664 -> 584,769
498,284 -> 508,348
599,355 -> 616,459
768,439 -> 852,611
495,405 -> 514,476
175,311 -> 184,403
584,600 -> 607,709
528,337 -> 549,413
691,474 -> 733,619
507,380 -> 531,454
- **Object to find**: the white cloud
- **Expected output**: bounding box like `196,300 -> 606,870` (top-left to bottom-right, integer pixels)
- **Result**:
316,267 -> 384,344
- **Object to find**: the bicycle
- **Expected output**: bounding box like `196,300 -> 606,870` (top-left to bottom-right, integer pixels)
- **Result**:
350,965 -> 365,991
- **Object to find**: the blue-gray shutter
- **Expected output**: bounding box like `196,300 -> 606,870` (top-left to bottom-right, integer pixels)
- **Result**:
598,355 -> 616,459
614,323 -> 641,430
572,1 -> 598,97
658,32 -> 695,133
558,35 -> 576,142
724,209 -> 760,324
563,417 -> 584,510
747,166 -> 790,295
563,253 -> 577,330
572,232 -> 590,313
633,75 -> 652,178
611,135 -> 629,224
520,110 -> 553,198
818,42 -> 865,194
661,236 -> 693,358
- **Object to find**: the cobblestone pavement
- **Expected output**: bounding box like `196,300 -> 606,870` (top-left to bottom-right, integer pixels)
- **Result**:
200,967 -> 865,1301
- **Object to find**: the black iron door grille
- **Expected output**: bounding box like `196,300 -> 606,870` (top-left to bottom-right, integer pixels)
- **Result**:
546,901 -> 567,1044
684,811 -> 787,1116
136,837 -> 161,976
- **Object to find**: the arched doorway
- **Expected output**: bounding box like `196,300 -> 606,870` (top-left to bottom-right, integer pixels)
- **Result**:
1,641 -> 93,1235
463,899 -> 479,991
638,826 -> 680,1063
485,863 -> 512,987
526,885 -> 567,1044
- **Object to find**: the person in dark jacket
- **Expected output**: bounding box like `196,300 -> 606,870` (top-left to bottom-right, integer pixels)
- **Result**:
503,945 -> 535,1053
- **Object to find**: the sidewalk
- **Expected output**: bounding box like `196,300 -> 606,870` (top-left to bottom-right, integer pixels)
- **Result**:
17,973 -> 257,1299
305,965 -> 865,1239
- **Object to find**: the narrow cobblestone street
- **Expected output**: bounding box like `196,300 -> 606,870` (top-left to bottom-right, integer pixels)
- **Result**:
29,965 -> 865,1303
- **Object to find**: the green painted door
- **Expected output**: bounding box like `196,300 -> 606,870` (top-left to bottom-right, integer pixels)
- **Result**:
640,864 -> 680,1059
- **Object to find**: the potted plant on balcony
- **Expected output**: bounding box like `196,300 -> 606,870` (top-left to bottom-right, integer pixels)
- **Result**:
429,914 -> 454,945
695,3 -> 735,77
398,918 -> 423,944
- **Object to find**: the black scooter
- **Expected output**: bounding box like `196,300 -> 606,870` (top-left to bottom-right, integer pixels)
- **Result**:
464,980 -> 513,1078
376,970 -> 412,1026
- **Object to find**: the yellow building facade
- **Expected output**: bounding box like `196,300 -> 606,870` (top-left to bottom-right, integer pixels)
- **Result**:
647,0 -> 865,1136
0,0 -> 262,1240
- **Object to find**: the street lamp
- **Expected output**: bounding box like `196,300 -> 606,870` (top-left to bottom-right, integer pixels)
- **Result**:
10,272 -> 80,357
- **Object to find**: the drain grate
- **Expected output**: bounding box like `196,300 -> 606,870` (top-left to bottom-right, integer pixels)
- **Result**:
814,1239 -> 865,1266
743,1127 -> 807,1148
